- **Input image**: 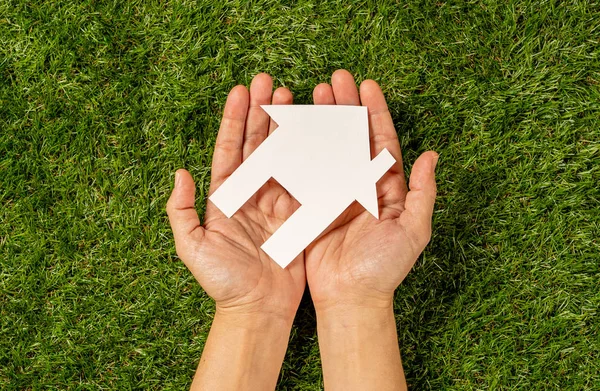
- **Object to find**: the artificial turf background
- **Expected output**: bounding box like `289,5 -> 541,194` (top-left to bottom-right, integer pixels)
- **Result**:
1,0 -> 599,389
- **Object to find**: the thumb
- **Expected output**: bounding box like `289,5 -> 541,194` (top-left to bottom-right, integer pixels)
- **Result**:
166,169 -> 204,258
398,151 -> 438,250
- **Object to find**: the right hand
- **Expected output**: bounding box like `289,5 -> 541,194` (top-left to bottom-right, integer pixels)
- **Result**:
166,73 -> 306,322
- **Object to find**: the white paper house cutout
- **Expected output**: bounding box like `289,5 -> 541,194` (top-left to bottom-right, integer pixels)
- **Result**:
209,105 -> 396,268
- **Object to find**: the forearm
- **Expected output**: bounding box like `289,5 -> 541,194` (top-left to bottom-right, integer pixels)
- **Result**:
191,309 -> 293,391
316,302 -> 407,391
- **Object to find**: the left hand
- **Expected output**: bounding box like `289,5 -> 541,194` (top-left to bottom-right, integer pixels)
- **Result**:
306,70 -> 438,312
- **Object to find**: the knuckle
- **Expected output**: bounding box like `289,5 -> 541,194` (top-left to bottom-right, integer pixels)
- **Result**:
243,132 -> 264,143
216,137 -> 241,152
174,238 -> 195,262
165,198 -> 175,214
412,222 -> 432,250
174,238 -> 205,272
422,227 -> 432,247
175,245 -> 187,261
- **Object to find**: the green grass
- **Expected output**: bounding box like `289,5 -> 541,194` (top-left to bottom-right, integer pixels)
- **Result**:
1,0 -> 599,389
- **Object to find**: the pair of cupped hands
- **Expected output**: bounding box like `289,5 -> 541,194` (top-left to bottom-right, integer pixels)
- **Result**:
166,70 -> 438,326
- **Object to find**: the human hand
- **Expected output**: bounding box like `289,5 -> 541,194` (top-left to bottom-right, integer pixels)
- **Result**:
166,73 -> 305,323
306,70 -> 438,313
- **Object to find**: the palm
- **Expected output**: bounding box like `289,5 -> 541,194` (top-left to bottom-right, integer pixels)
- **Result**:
167,74 -> 305,318
306,178 -> 416,302
199,181 -> 304,311
306,71 -> 437,307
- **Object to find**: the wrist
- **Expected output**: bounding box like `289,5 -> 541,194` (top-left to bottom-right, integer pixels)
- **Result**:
315,300 -> 405,391
315,300 -> 395,331
313,293 -> 394,318
194,304 -> 294,390
215,291 -> 302,328
214,305 -> 295,332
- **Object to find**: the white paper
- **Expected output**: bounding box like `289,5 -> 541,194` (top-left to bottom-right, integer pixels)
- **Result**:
209,105 -> 396,268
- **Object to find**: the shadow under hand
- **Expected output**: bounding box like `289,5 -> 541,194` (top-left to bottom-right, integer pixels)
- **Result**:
395,156 -> 509,389
277,288 -> 320,390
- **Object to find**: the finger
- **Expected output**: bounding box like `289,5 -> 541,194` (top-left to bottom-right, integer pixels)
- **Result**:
398,151 -> 439,250
313,83 -> 336,105
166,169 -> 205,259
269,87 -> 293,135
331,69 -> 360,106
359,79 -> 407,191
243,73 -> 273,159
209,85 -> 249,194
359,80 -> 403,162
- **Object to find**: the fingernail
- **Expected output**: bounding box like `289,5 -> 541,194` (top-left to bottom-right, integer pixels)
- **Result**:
174,171 -> 181,187
433,154 -> 439,170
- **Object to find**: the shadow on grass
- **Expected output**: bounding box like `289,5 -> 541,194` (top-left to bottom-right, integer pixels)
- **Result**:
278,289 -> 320,389
398,156 -> 509,388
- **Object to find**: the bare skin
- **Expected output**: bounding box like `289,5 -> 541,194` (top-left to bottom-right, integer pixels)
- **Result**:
308,70 -> 438,391
166,70 -> 438,390
167,73 -> 304,390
